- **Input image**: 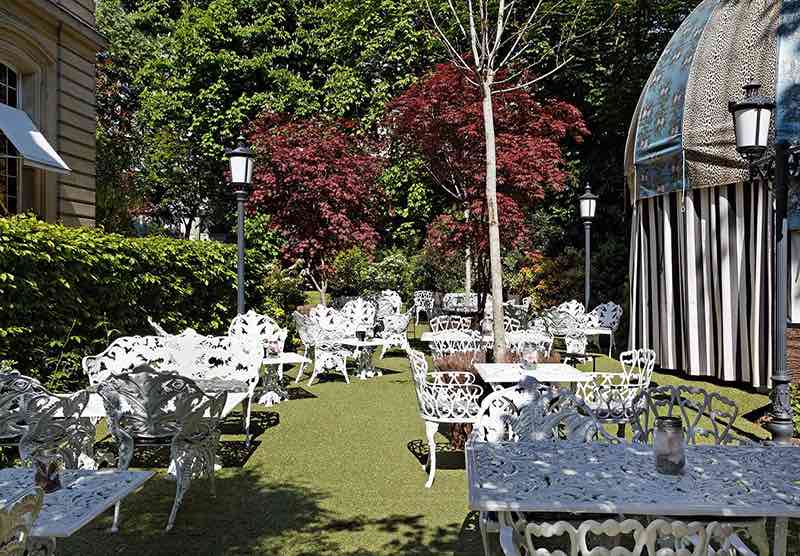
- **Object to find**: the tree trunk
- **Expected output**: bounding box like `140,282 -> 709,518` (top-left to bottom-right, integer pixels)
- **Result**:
481,77 -> 507,362
464,207 -> 472,293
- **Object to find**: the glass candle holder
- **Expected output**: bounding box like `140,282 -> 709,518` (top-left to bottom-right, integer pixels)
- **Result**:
521,345 -> 540,370
654,416 -> 686,475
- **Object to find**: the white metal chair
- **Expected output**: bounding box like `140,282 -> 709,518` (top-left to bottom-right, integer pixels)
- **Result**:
292,311 -> 319,383
98,367 -> 227,532
629,385 -> 768,556
442,292 -> 478,312
341,298 -> 377,336
498,513 -> 711,556
379,308 -> 412,358
406,349 -> 483,488
0,487 -> 44,556
376,290 -> 402,321
470,377 -> 620,554
586,301 -> 624,354
0,371 -> 96,469
575,348 -> 656,434
306,305 -> 357,385
506,329 -> 554,357
413,290 -> 435,325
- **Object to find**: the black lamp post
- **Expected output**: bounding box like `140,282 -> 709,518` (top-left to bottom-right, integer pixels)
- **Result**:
729,80 -> 794,443
226,136 -> 254,315
578,183 -> 598,309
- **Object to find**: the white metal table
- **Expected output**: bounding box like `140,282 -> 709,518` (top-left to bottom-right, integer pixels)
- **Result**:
474,363 -> 590,391
338,338 -> 386,379
260,352 -> 312,405
466,439 -> 800,555
0,468 -> 152,548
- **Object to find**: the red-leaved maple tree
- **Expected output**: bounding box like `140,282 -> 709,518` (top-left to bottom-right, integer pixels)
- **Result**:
247,114 -> 385,304
386,62 -> 588,295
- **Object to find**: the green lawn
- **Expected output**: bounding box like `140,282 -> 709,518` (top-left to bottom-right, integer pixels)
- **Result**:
60,327 -> 794,555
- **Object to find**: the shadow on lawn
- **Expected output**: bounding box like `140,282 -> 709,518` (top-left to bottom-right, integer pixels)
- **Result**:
59,469 -> 485,555
407,439 -> 466,470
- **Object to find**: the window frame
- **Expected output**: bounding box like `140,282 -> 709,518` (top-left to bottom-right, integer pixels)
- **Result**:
0,59 -> 22,215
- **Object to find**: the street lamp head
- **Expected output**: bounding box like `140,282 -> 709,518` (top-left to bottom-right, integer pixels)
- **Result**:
226,135 -> 254,187
728,79 -> 774,163
578,183 -> 598,221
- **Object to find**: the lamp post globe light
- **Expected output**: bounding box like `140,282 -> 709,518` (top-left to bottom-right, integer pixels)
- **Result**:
729,80 -> 794,443
226,135 -> 254,315
578,183 -> 598,310
728,80 -> 774,164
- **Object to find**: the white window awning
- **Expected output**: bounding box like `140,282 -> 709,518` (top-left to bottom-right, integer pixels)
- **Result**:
0,103 -> 71,175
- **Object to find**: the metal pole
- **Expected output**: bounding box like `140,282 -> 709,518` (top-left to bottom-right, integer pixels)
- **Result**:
768,141 -> 794,443
584,220 -> 592,309
235,188 -> 247,315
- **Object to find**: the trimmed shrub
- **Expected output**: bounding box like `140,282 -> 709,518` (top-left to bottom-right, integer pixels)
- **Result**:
0,215 -> 303,391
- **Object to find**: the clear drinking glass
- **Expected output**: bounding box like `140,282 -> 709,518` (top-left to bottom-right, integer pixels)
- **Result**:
654,416 -> 686,475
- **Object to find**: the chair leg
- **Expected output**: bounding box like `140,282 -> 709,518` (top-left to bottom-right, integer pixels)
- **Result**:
295,347 -> 308,384
207,452 -> 217,499
111,501 -> 122,533
424,421 -> 439,488
480,512 -> 500,556
167,460 -> 192,531
341,360 -> 350,384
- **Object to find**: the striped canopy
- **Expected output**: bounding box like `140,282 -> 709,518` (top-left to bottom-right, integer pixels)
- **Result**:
625,0 -> 800,227
625,0 -> 800,388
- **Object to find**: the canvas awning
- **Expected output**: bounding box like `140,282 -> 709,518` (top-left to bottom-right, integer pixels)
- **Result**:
0,103 -> 70,175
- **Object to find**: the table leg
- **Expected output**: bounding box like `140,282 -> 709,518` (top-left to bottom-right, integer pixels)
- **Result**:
357,347 -> 380,379
774,517 -> 788,556
258,364 -> 288,406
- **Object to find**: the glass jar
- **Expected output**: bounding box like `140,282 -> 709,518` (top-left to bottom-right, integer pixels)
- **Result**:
521,344 -> 540,370
654,416 -> 686,475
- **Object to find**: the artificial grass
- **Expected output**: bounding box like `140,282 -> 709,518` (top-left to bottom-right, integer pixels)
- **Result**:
59,327 -> 794,555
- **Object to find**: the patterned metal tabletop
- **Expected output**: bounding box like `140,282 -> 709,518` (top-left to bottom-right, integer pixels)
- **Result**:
467,439 -> 800,518
0,468 -> 153,537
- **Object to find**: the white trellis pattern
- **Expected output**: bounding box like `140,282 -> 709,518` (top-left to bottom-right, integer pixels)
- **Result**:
429,315 -> 472,333
430,330 -> 482,359
575,348 -> 656,426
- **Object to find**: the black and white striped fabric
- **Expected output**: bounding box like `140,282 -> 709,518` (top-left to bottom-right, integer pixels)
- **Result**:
628,181 -> 772,388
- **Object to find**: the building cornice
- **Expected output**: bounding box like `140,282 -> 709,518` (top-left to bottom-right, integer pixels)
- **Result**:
31,0 -> 106,49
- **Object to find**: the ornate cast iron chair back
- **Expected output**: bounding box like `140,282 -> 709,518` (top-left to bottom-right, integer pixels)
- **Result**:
82,335 -> 167,386
587,301 -> 624,331
0,371 -> 95,469
97,366 -> 226,531
630,385 -> 740,446
375,290 -> 402,321
341,298 -> 378,333
472,377 -> 616,445
430,330 -> 482,360
506,329 -> 554,356
228,309 -> 288,354
429,315 -> 472,333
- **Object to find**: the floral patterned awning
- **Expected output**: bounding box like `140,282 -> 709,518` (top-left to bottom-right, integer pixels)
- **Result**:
626,0 -> 800,227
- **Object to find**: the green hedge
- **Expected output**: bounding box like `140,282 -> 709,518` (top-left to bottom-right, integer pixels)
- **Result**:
0,215 -> 303,391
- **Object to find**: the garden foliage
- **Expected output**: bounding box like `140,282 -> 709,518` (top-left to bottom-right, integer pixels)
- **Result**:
0,216 -> 304,391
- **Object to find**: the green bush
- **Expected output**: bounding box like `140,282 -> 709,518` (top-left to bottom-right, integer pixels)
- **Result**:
328,247 -> 415,301
0,215 -> 304,391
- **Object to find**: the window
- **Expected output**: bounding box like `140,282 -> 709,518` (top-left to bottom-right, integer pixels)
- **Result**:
0,62 -> 20,215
